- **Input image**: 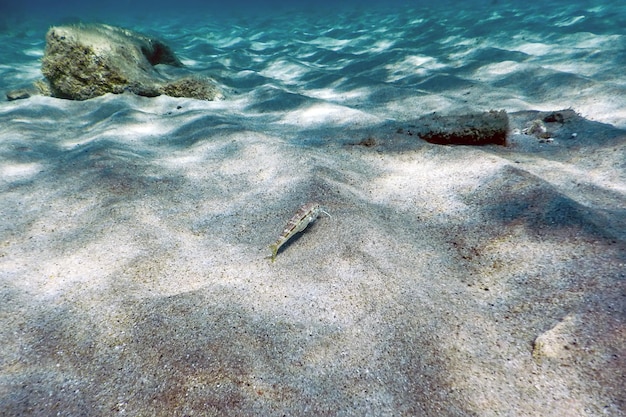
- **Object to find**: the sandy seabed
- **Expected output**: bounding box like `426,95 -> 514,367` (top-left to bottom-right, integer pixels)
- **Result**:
1,2 -> 625,416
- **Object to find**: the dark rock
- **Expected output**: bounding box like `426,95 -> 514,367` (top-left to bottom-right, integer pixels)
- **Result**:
358,137 -> 377,147
542,110 -> 577,124
543,112 -> 564,124
417,110 -> 509,146
40,23 -> 221,101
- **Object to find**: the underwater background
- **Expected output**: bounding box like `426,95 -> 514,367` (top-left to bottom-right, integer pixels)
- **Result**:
1,0 -> 625,416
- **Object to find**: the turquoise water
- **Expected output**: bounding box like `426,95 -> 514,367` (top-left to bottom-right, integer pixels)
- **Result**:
2,0 -> 625,127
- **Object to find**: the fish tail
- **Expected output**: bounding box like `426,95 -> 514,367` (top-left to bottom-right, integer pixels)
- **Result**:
269,243 -> 279,262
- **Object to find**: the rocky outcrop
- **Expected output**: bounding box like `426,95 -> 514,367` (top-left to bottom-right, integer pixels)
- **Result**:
38,23 -> 221,101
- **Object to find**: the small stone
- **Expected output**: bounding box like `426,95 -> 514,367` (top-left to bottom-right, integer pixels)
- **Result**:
532,314 -> 579,361
543,112 -> 565,124
6,89 -> 31,101
160,76 -> 223,101
523,119 -> 547,137
357,137 -> 376,147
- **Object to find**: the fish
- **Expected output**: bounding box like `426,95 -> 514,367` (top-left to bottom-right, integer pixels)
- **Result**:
269,202 -> 330,262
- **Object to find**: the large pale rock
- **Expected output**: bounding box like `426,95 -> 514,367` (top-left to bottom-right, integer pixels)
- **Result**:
41,23 -> 221,101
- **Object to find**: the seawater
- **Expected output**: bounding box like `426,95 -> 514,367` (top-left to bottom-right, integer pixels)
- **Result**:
1,0 -> 625,124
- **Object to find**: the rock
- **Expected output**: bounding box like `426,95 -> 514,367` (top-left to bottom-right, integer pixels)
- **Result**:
532,314 -> 580,361
523,119 -> 553,139
6,89 -> 32,101
542,110 -> 577,124
160,76 -> 224,101
6,80 -> 51,101
543,112 -> 565,124
40,23 -> 221,101
417,110 -> 509,146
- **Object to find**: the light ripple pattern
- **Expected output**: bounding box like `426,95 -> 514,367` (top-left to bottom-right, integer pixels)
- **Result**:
0,0 -> 625,126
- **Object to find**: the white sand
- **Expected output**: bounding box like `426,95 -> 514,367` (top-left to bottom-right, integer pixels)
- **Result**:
1,2 -> 625,416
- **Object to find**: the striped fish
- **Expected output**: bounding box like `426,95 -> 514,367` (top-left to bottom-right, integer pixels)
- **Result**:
269,202 -> 330,262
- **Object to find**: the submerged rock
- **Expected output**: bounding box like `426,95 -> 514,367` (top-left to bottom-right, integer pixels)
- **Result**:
159,76 -> 222,101
6,80 -> 51,101
40,23 -> 221,101
6,88 -> 32,101
417,110 -> 509,146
